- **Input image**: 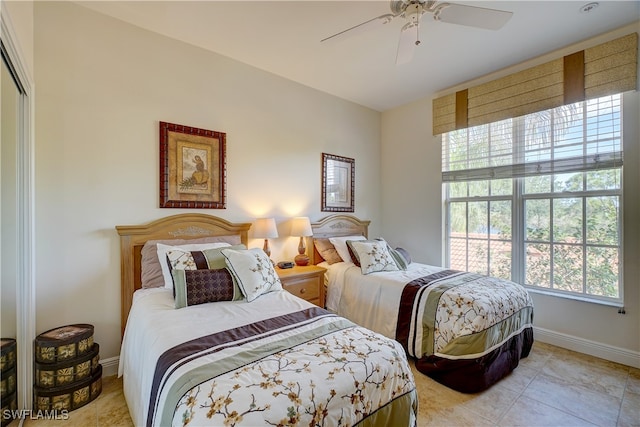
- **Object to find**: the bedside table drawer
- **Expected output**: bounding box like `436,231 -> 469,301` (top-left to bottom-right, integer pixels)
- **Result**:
283,278 -> 320,301
276,265 -> 326,307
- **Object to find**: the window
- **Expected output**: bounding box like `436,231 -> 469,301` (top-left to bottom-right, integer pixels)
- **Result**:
443,94 -> 623,304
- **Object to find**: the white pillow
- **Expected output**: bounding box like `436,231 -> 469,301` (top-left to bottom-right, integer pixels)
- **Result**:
221,248 -> 283,302
350,240 -> 400,275
328,235 -> 366,264
157,242 -> 231,289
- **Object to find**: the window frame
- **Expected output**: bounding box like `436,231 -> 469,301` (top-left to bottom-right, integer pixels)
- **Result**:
442,95 -> 624,306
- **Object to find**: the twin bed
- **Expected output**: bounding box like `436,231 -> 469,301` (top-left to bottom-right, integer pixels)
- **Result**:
116,213 -> 533,426
116,214 -> 417,427
307,215 -> 534,394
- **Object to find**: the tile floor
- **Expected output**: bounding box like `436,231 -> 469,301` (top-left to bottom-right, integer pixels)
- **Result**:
14,341 -> 640,426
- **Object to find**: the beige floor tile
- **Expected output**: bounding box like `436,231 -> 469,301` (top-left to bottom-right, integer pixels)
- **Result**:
498,396 -> 598,426
497,364 -> 538,394
418,405 -> 495,427
96,388 -> 133,426
22,401 -> 96,427
456,383 -> 519,423
627,368 -> 640,395
542,353 -> 629,398
617,390 -> 640,427
518,341 -> 553,371
523,372 -> 622,426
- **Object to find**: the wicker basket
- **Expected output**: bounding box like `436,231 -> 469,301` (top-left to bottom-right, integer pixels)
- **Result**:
0,339 -> 16,373
33,364 -> 102,412
35,343 -> 99,388
1,391 -> 17,427
1,339 -> 17,427
35,324 -> 94,364
0,366 -> 16,398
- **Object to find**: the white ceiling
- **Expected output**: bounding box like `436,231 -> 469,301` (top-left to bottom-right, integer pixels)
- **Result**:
76,1 -> 639,112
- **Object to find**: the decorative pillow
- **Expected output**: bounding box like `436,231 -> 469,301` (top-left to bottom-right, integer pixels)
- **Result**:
395,247 -> 412,265
349,240 -> 400,275
164,244 -> 247,305
313,238 -> 343,264
140,236 -> 240,288
171,268 -> 236,309
221,248 -> 283,302
328,235 -> 366,264
372,238 -> 409,271
346,239 -> 373,266
157,242 -> 232,289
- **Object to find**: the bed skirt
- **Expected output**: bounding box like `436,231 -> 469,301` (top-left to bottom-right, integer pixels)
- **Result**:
414,327 -> 534,393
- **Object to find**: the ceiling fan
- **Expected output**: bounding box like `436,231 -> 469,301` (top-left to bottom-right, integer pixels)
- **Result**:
321,0 -> 513,65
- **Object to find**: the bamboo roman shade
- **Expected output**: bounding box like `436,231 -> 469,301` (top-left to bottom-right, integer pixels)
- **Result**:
433,33 -> 638,135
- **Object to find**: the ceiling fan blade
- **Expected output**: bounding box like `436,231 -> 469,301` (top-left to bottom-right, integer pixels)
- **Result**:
434,3 -> 512,30
396,22 -> 418,65
321,13 -> 396,43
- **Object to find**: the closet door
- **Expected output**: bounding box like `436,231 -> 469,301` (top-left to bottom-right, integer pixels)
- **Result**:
1,49 -> 20,340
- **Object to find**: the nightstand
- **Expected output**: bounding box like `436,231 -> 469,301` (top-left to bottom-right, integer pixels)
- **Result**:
276,265 -> 326,307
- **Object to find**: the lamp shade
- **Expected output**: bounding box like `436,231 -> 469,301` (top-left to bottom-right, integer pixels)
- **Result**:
253,218 -> 278,238
290,217 -> 313,237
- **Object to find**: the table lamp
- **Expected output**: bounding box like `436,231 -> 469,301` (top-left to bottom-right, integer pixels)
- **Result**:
290,216 -> 313,266
253,218 -> 278,258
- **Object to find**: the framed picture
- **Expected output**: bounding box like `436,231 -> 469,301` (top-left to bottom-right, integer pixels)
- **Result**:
159,121 -> 226,208
321,153 -> 355,212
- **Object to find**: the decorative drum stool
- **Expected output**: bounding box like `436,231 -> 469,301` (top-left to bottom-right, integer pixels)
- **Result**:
33,325 -> 101,413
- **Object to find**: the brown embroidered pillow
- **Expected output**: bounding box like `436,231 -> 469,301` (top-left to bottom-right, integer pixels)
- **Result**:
183,269 -> 235,307
313,238 -> 343,264
166,245 -> 247,308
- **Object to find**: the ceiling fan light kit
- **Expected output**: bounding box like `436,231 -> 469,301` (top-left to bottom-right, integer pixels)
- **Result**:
321,0 -> 513,65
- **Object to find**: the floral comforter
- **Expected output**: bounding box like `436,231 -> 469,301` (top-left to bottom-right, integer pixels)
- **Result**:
124,290 -> 417,427
396,269 -> 534,360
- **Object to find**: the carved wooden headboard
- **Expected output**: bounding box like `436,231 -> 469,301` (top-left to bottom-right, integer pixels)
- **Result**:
307,215 -> 370,265
115,214 -> 251,337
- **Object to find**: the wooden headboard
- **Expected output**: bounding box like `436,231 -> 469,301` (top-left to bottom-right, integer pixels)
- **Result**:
115,214 -> 251,337
307,215 -> 370,265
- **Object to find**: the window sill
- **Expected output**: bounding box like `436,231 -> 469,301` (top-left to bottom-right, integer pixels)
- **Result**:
525,286 -> 623,308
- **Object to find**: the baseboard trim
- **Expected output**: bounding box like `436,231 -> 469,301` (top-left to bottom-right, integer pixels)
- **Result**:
534,326 -> 640,368
101,355 -> 120,377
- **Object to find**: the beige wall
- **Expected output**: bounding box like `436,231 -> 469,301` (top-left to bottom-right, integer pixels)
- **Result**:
34,1 -> 382,362
381,24 -> 640,366
1,0 -> 34,80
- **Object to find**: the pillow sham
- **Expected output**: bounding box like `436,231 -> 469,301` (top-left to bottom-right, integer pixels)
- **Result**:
165,244 -> 247,306
171,268 -> 236,309
313,238 -> 343,264
140,236 -> 240,288
349,240 -> 399,275
328,235 -> 366,264
374,238 -> 409,271
346,239 -> 371,266
158,242 -> 231,289
221,248 -> 283,302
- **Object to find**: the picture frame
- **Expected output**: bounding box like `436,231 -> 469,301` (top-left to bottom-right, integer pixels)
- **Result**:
159,121 -> 226,209
321,153 -> 355,212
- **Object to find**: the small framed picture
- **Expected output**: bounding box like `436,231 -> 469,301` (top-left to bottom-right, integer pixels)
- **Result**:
159,121 -> 226,209
321,153 -> 354,212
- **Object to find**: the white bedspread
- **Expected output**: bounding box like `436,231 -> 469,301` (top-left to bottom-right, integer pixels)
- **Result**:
324,262 -> 444,339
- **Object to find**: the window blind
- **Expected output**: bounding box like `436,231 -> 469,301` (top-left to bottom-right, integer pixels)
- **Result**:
441,94 -> 622,183
433,33 -> 637,136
